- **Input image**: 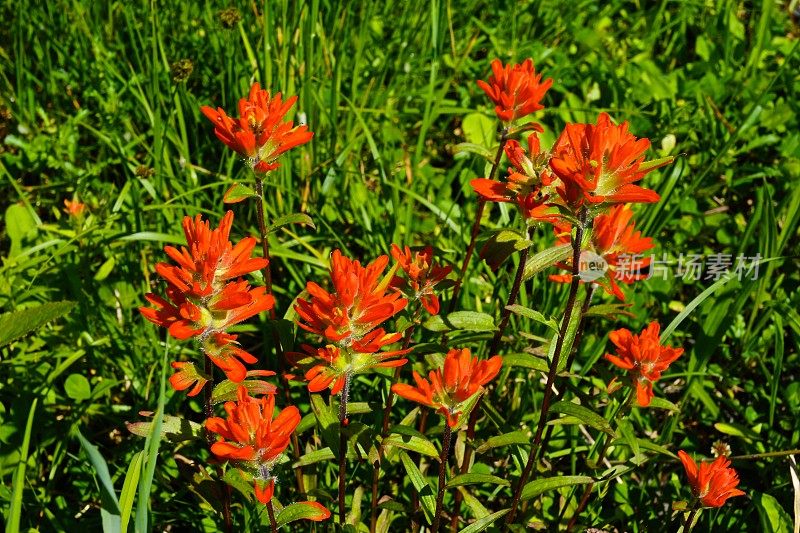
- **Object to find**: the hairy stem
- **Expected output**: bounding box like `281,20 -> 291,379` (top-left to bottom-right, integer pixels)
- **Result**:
267,500 -> 278,533
338,373 -> 352,526
254,177 -> 276,319
506,208 -> 587,525
683,507 -> 700,532
445,131 -> 509,317
432,424 -> 453,532
488,227 -> 533,355
539,284 -> 596,453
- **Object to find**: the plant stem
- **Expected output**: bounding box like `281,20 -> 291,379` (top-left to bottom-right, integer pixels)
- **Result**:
267,500 -> 278,533
445,131 -> 509,317
683,507 -> 700,532
203,356 -> 232,532
370,325 -> 416,533
338,373 -> 352,527
449,403 -> 479,531
539,284 -> 596,454
488,227 -> 533,355
254,176 -> 276,319
506,208 -> 587,525
432,424 -> 453,532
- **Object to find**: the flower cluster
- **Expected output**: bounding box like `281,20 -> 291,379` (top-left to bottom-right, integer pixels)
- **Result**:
392,348 -> 502,428
140,211 -> 274,393
390,244 -> 452,315
291,250 -> 408,395
201,82 -> 313,174
477,58 -> 552,123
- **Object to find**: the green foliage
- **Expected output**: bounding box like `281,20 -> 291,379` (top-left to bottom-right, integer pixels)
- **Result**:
1,0 -> 798,531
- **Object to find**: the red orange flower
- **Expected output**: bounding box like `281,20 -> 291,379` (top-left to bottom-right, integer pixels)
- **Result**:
201,83 -> 313,173
476,59 -> 553,123
549,204 -> 654,300
604,322 -> 684,407
392,348 -> 502,427
678,450 -> 745,508
63,198 -> 86,217
390,244 -> 452,315
294,250 -> 407,345
140,212 -> 274,387
206,387 -> 303,504
549,113 -> 669,208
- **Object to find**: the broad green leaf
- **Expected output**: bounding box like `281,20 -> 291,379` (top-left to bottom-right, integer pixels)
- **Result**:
276,501 -> 332,527
505,304 -> 559,334
462,112 -> 496,146
400,451 -> 435,524
451,142 -> 494,161
714,422 -> 760,441
753,491 -> 792,533
457,487 -> 490,520
271,212 -> 316,230
423,311 -> 496,333
458,509 -> 510,533
383,433 -> 439,458
520,475 -> 593,501
119,451 -> 144,532
647,397 -> 680,412
6,202 -> 38,257
523,244 -> 572,281
445,473 -> 510,489
584,303 -> 635,320
549,401 -> 615,436
65,373 -> 92,402
0,300 -> 75,347
126,414 -> 203,443
475,431 -> 530,454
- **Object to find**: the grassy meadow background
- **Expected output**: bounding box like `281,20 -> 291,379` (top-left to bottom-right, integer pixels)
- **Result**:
2,0 -> 800,530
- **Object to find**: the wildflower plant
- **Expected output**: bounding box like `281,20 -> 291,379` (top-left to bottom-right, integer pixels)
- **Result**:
124,56 -> 760,533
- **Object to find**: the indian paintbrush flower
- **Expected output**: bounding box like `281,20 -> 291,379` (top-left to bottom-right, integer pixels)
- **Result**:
549,112 -> 670,209
476,58 -> 553,123
604,321 -> 684,407
392,348 -> 502,428
201,82 -> 313,174
677,450 -> 745,508
390,244 -> 452,315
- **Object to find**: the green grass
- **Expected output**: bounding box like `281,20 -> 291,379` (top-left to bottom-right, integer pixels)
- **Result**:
1,0 -> 799,531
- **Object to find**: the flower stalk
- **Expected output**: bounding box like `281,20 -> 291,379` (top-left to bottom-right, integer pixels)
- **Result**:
254,177 -> 276,319
432,423 -> 453,532
506,207 -> 588,524
267,500 -> 278,533
338,372 -> 352,526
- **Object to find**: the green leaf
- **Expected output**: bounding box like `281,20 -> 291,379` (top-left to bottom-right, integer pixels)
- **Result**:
6,202 -> 38,257
94,256 -> 116,281
423,311 -> 496,333
126,414 -> 203,443
458,509 -> 510,533
445,473 -> 510,489
222,182 -> 257,203
119,451 -> 144,532
293,447 -> 335,467
501,353 -> 548,372
275,501 -> 332,527
660,272 -> 738,341
523,243 -> 572,281
462,112 -> 496,146
549,401 -> 615,436
0,300 -> 75,347
211,378 -> 276,404
505,304 -> 559,334
475,430 -> 530,454
383,433 -> 439,458
76,429 -> 121,533
520,475 -> 593,501
451,142 -> 494,161
400,451 -> 435,524
753,491 -> 793,533
271,212 -> 316,230
64,373 -> 92,402
714,422 -> 760,441
647,397 -> 680,412
7,398 -> 38,533
583,303 -> 635,320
